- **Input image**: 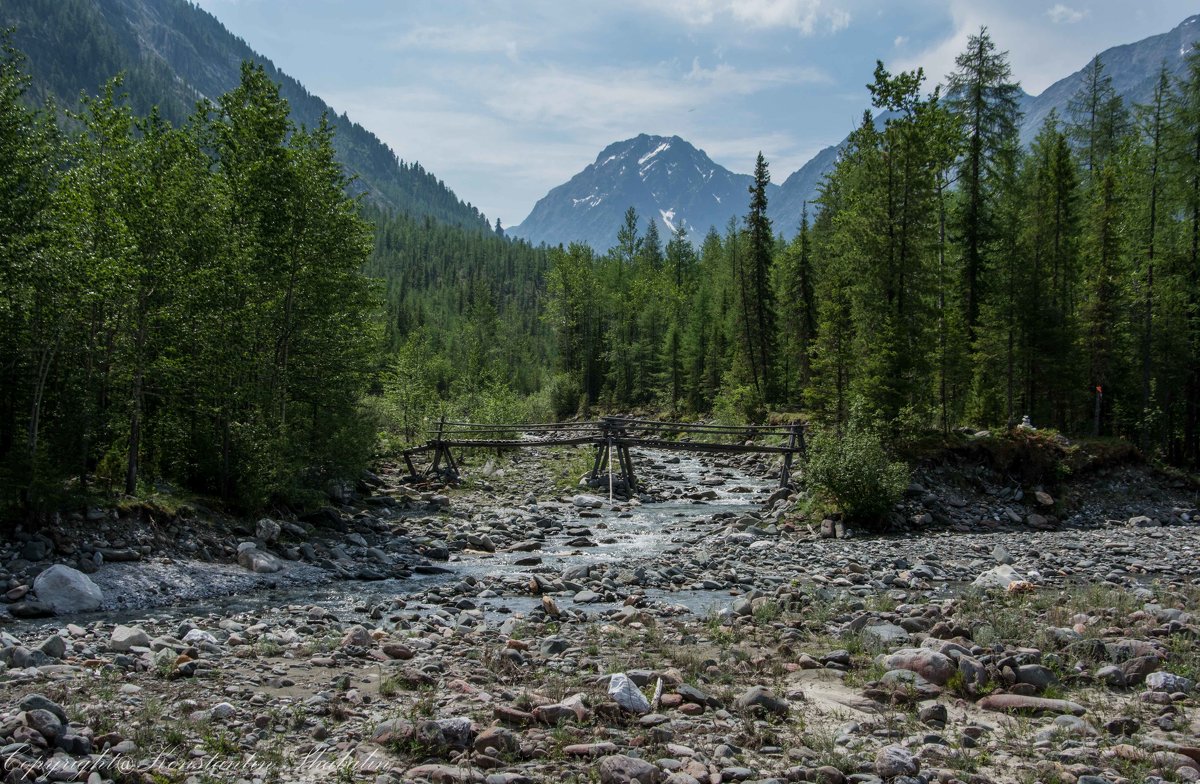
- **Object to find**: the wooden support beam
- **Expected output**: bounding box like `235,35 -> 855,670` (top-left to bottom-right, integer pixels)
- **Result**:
780,425 -> 798,488
590,440 -> 607,483
620,445 -> 637,494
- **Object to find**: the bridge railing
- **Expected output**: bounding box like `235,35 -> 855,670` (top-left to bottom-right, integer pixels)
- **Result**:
399,416 -> 806,492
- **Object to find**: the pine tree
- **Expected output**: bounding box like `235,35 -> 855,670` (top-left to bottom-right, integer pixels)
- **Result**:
1068,59 -> 1132,436
1021,112 -> 1081,429
733,152 -> 776,400
0,33 -> 59,516
774,204 -> 817,407
946,27 -> 1022,341
1067,56 -> 1130,177
1130,67 -> 1170,448
1167,45 -> 1200,464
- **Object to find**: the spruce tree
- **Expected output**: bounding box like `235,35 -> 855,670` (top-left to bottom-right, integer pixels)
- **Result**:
946,27 -> 1022,341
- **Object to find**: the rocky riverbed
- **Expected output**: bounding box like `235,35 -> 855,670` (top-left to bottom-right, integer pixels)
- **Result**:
0,442 -> 1197,784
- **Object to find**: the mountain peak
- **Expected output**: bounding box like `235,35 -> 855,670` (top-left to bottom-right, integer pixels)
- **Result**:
510,133 -> 772,249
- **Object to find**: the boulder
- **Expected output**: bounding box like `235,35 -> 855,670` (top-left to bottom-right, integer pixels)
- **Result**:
863,623 -> 910,647
110,625 -> 151,652
608,672 -> 651,714
1016,664 -> 1059,691
340,626 -> 373,648
237,547 -> 283,574
1146,671 -> 1195,693
533,693 -> 588,724
255,518 -> 282,543
977,693 -> 1085,716
972,564 -> 1024,590
598,754 -> 663,784
733,685 -> 788,716
31,564 -> 102,614
876,649 -> 956,686
874,745 -> 919,779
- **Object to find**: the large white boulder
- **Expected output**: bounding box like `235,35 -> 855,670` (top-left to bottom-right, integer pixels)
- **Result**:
32,564 -> 103,614
972,564 -> 1024,590
237,546 -> 283,574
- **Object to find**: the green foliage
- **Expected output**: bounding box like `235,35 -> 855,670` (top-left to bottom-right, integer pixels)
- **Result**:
0,0 -> 491,228
804,410 -> 909,524
0,51 -> 381,520
712,375 -> 766,426
545,373 -> 583,420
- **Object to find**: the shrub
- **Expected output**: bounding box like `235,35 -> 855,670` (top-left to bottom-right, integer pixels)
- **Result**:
545,373 -> 583,420
804,417 -> 908,525
713,382 -> 766,426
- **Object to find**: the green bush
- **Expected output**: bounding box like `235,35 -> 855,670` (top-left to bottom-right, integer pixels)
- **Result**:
545,373 -> 583,420
713,382 -> 766,426
804,417 -> 908,525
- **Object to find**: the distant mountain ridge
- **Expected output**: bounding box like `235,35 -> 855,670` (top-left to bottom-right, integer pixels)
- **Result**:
512,14 -> 1200,249
1,0 -> 491,230
1021,15 -> 1200,143
512,134 -> 782,251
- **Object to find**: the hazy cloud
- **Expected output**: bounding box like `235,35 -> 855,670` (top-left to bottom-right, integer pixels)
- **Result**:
1046,4 -> 1088,24
390,23 -> 526,61
649,0 -> 852,34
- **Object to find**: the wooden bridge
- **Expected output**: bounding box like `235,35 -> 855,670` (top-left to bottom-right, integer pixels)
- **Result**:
399,416 -> 805,493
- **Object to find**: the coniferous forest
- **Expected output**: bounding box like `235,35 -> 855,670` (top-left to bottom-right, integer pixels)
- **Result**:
3,28 -> 1200,524
543,34 -> 1200,469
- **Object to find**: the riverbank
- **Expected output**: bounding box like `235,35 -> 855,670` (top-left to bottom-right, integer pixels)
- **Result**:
0,443 -> 1197,783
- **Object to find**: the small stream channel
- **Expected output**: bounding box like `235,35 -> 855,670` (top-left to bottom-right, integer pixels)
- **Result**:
11,449 -> 778,631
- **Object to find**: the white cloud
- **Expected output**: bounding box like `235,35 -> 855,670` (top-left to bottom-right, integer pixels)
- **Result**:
684,58 -> 831,91
1046,4 -> 1088,24
894,35 -> 909,47
892,0 -> 1095,93
390,23 -> 526,61
647,0 -> 852,34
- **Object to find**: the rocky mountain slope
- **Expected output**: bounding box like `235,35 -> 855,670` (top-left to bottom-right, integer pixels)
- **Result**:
511,134 -> 780,251
1,0 -> 491,229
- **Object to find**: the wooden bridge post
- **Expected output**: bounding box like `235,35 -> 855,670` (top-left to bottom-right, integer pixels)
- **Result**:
429,416 -> 445,475
428,415 -> 459,481
780,424 -> 800,488
590,420 -> 610,487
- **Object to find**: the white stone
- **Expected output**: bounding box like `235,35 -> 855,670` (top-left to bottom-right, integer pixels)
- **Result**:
237,547 -> 283,573
210,702 -> 236,720
110,625 -> 151,652
972,564 -> 1024,590
183,629 -> 218,645
32,565 -> 103,614
608,672 -> 651,714
256,518 -> 282,543
1146,671 -> 1195,693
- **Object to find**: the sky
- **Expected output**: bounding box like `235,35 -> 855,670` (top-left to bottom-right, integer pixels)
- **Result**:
190,0 -> 1198,228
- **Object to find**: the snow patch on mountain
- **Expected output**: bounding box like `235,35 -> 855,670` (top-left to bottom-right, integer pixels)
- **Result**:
638,141 -> 671,166
659,208 -> 676,232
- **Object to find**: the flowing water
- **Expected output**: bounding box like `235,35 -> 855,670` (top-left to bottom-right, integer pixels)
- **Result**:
11,449 -> 777,630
